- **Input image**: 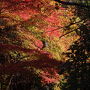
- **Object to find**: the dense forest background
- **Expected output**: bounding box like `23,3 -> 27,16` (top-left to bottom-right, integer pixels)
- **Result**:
0,0 -> 90,90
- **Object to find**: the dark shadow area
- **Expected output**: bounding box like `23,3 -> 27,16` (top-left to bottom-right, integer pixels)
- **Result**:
54,0 -> 90,8
60,7 -> 90,90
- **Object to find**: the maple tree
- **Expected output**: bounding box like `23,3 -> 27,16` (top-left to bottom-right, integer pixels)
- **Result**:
0,0 -> 90,90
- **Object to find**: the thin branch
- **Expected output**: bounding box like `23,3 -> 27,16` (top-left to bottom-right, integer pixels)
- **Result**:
59,28 -> 78,39
6,75 -> 14,90
54,0 -> 90,8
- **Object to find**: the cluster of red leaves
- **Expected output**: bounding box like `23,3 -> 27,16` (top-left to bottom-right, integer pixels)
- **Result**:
0,43 -> 63,84
13,0 -> 32,2
1,0 -> 33,2
0,0 -> 74,85
34,40 -> 44,49
40,68 -> 60,84
0,0 -> 39,20
0,42 -> 57,82
44,26 -> 62,38
0,43 -> 49,56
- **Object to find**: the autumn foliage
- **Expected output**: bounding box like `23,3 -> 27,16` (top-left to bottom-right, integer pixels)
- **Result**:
0,0 -> 90,90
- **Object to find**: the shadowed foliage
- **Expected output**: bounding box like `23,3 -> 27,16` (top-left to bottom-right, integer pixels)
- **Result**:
60,7 -> 90,90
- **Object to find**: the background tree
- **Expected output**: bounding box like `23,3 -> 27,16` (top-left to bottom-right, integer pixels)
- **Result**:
59,4 -> 90,90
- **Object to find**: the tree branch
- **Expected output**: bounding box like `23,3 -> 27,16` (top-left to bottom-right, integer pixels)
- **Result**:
54,0 -> 90,8
6,75 -> 14,90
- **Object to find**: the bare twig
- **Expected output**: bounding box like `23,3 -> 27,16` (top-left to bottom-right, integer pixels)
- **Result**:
6,75 -> 14,90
